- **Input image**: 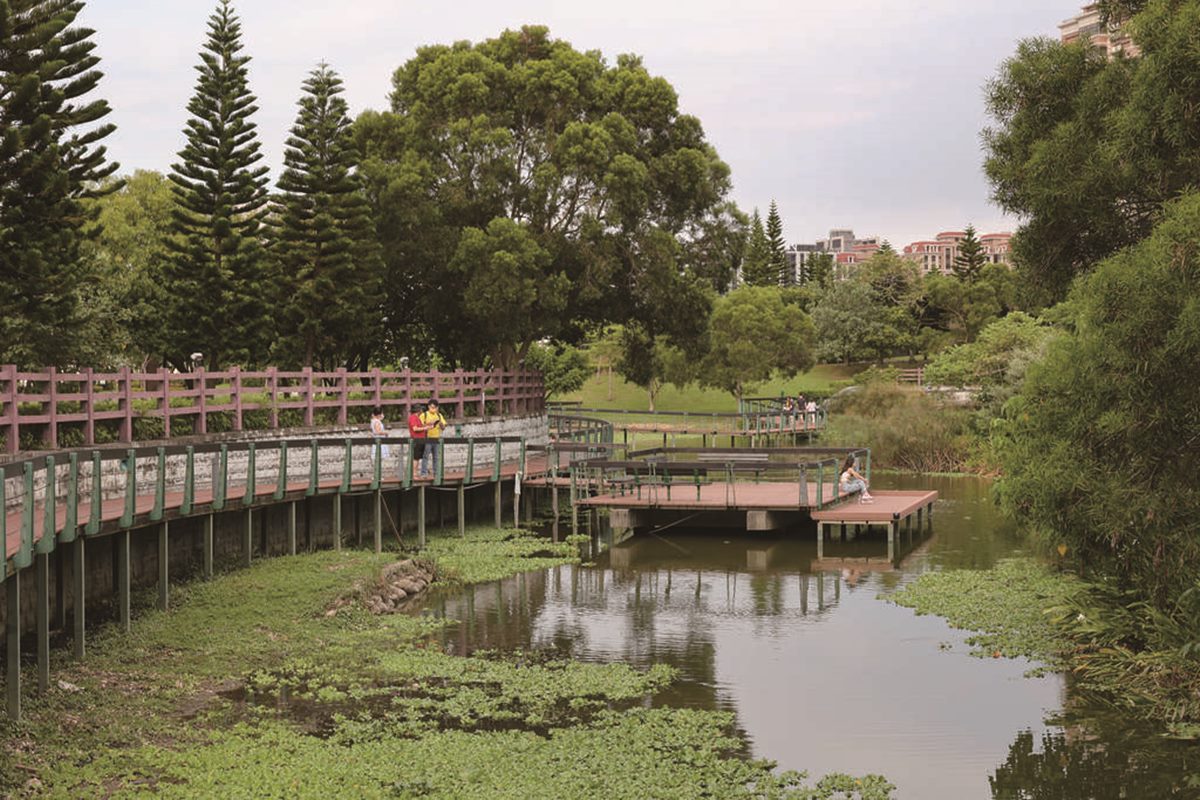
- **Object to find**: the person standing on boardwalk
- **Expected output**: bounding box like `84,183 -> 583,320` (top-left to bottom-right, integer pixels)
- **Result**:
408,403 -> 428,478
839,454 -> 873,502
420,399 -> 448,477
370,407 -> 390,470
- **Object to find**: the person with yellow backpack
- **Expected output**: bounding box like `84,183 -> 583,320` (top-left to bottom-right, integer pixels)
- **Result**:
419,399 -> 448,477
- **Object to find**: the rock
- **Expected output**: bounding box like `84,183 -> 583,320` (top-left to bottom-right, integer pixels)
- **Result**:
56,680 -> 82,693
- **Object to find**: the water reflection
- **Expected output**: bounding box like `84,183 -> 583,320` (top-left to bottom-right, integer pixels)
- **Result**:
419,476 -> 1192,799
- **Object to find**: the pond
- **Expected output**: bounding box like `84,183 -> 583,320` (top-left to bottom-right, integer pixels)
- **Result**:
419,475 -> 1196,799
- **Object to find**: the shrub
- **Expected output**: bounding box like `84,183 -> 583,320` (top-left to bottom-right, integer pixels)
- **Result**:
825,383 -> 972,472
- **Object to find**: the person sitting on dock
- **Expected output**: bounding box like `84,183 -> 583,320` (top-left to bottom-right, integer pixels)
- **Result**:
839,455 -> 873,503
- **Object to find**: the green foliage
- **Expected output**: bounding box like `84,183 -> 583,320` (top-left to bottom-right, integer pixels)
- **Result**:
80,171 -> 183,365
419,525 -> 576,584
811,281 -> 889,364
524,341 -> 590,400
765,200 -> 788,285
994,192 -> 1200,610
925,312 -> 1058,416
272,63 -> 385,370
700,286 -> 815,400
922,264 -> 1016,345
740,208 -> 774,287
952,225 -> 986,283
888,558 -> 1081,667
0,0 -> 119,368
450,218 -> 568,370
354,26 -> 733,368
615,329 -> 696,411
824,383 -> 973,472
166,0 -> 271,369
804,252 -> 834,289
682,201 -> 748,293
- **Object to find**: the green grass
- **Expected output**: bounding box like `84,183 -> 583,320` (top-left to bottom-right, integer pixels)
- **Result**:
560,364 -> 858,412
2,527 -> 893,799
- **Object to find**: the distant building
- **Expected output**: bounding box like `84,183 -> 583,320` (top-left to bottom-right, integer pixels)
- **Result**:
1059,3 -> 1139,58
784,229 -> 881,283
902,230 -> 1013,276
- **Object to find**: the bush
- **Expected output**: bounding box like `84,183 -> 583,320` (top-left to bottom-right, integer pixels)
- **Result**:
824,383 -> 972,472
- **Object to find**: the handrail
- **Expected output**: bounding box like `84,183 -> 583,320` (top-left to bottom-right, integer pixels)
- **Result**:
1,433 -> 532,577
1,365 -> 545,453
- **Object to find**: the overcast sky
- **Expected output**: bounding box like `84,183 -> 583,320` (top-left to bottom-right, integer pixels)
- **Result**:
79,0 -> 1084,248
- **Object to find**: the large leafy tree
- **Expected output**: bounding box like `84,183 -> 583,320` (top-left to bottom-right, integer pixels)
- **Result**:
0,0 -> 118,367
765,200 -> 787,285
700,286 -> 815,401
273,64 -> 384,370
811,280 -> 891,365
166,0 -> 270,369
354,27 -> 732,368
995,192 -> 1200,608
984,1 -> 1200,307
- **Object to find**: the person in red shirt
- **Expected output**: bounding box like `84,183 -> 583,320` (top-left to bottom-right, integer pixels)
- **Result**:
408,403 -> 428,479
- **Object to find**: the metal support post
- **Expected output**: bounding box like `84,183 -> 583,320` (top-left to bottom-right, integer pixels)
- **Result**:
72,538 -> 85,659
158,522 -> 169,612
418,486 -> 427,549
6,577 -> 20,720
203,515 -> 214,579
494,480 -> 502,529
373,490 -> 383,554
333,495 -> 342,551
288,501 -> 298,556
117,530 -> 131,632
36,554 -> 49,691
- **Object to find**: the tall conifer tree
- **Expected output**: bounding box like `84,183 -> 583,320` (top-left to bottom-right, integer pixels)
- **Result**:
0,0 -> 118,367
765,200 -> 788,285
273,64 -> 384,369
167,0 -> 270,369
741,209 -> 773,286
953,225 -> 987,283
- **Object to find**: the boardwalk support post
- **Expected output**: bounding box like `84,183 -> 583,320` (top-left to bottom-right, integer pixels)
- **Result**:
158,522 -> 169,611
494,480 -> 502,529
373,490 -> 382,554
36,554 -> 49,691
6,576 -> 20,721
816,522 -> 824,560
418,486 -> 427,549
887,520 -> 896,563
72,538 -> 85,659
244,508 -> 253,566
457,483 -> 466,537
117,531 -> 130,632
288,502 -> 298,556
333,495 -> 342,551
203,516 -> 214,579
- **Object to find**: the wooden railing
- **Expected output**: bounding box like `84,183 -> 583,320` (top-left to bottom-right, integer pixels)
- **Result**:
0,366 -> 545,453
897,367 -> 925,386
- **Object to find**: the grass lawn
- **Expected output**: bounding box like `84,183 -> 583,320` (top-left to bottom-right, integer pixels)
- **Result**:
559,364 -> 861,413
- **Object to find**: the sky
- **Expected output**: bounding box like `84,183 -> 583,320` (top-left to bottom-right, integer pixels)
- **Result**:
78,0 -> 1086,248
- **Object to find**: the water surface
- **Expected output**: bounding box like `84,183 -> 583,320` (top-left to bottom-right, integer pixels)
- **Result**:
423,475 -> 1196,798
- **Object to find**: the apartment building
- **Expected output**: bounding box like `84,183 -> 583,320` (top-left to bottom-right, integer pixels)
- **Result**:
1059,3 -> 1139,58
784,229 -> 881,283
902,231 -> 1012,276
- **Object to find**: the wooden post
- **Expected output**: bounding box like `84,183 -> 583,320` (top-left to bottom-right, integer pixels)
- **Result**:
418,486 -> 427,549
816,522 -> 824,560
6,576 -> 20,720
332,494 -> 342,551
203,515 -> 214,579
288,501 -> 298,556
158,522 -> 169,612
551,486 -> 559,543
373,490 -> 382,554
457,483 -> 466,537
72,538 -> 85,659
117,531 -> 130,632
36,554 -> 50,691
244,508 -> 253,566
887,522 -> 896,563
494,480 -> 502,529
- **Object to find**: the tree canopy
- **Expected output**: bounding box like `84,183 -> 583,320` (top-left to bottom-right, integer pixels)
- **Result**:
354,26 -> 733,368
700,286 -> 815,400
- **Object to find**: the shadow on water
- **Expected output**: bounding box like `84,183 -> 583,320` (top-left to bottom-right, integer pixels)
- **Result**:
415,474 -> 1198,799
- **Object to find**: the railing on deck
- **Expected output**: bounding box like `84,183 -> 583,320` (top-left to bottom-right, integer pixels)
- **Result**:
545,404 -> 827,439
0,366 -> 545,453
567,446 -> 869,511
1,434 -> 532,576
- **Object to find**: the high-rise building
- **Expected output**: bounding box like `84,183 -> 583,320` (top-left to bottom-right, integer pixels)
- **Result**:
784,229 -> 881,283
1059,3 -> 1139,58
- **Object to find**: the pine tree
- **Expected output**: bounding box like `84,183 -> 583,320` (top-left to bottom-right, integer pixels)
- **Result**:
166,0 -> 270,369
878,240 -> 896,255
807,252 -> 835,289
765,200 -> 788,285
0,0 -> 118,367
273,64 -> 384,369
741,210 -> 773,286
953,224 -> 987,282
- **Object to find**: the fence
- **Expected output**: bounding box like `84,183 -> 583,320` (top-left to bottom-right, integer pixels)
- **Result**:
0,366 -> 545,454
